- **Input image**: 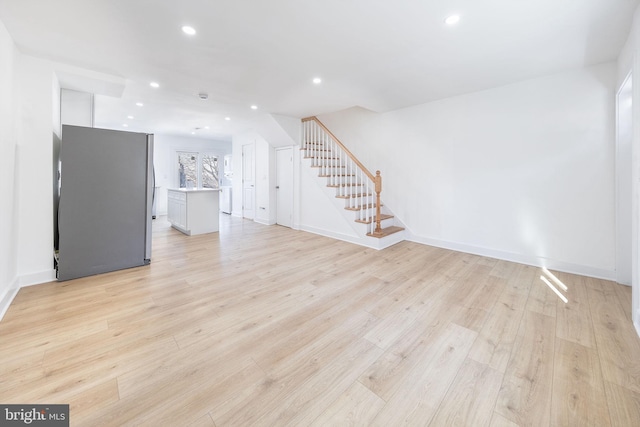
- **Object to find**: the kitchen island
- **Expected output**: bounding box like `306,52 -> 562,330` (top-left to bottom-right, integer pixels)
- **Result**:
167,188 -> 219,235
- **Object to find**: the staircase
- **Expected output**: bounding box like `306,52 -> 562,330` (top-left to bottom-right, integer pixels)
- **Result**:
301,117 -> 404,249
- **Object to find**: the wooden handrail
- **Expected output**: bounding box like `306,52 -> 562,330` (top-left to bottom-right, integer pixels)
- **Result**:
302,116 -> 376,182
302,116 -> 383,235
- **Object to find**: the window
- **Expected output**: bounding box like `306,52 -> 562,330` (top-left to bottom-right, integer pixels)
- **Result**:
177,151 -> 219,189
178,152 -> 197,188
201,154 -> 219,188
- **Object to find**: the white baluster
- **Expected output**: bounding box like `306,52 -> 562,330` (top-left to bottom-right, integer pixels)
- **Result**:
311,122 -> 316,165
324,133 -> 328,178
332,138 -> 337,192
350,158 -> 354,210
315,123 -> 319,167
320,130 -> 324,175
313,124 -> 320,166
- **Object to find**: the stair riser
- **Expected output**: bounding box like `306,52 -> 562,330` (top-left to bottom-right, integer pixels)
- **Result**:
308,157 -> 344,166
328,183 -> 364,188
332,190 -> 366,199
302,148 -> 333,156
354,216 -> 395,228
314,167 -> 350,174
305,154 -> 347,160
352,208 -> 388,220
325,177 -> 366,187
306,159 -> 342,168
339,198 -> 377,208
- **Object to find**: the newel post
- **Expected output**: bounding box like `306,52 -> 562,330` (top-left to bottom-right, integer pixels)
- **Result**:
375,170 -> 382,234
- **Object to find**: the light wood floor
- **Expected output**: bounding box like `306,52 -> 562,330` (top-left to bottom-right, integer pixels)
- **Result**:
1,215 -> 640,426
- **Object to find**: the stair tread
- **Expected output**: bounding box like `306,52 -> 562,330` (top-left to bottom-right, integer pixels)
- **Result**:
336,193 -> 372,199
367,226 -> 405,238
355,214 -> 394,224
345,204 -> 383,211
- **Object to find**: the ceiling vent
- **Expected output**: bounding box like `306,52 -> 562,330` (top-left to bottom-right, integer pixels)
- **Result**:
198,93 -> 208,100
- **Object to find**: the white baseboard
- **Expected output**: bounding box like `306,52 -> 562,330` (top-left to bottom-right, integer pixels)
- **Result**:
254,218 -> 277,226
0,270 -> 56,322
405,231 -> 616,281
300,224 -> 380,250
0,278 -> 20,322
19,269 -> 57,288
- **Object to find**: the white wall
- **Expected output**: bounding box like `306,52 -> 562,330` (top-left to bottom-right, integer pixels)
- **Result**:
618,4 -> 640,335
299,158 -> 360,240
229,114 -> 299,224
318,62 -> 617,279
615,75 -> 632,286
0,19 -> 19,318
60,88 -> 93,127
231,131 -> 276,222
0,22 -> 63,319
616,13 -> 634,286
153,134 -> 231,215
231,134 -> 248,218
14,54 -> 58,286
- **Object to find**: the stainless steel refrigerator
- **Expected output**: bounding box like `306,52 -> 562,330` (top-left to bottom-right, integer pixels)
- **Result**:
57,125 -> 154,281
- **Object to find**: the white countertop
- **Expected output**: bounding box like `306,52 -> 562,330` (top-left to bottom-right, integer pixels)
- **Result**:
168,188 -> 220,193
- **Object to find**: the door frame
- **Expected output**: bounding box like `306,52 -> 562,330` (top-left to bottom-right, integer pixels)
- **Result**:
618,68 -> 640,337
276,147 -> 294,227
242,143 -> 255,220
617,71 -> 633,287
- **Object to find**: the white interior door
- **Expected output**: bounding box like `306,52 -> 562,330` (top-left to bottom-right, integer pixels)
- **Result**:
276,147 -> 293,227
242,143 -> 255,219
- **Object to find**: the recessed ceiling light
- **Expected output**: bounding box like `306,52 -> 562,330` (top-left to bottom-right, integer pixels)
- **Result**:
313,77 -> 322,84
191,131 -> 196,134
182,25 -> 196,36
135,102 -> 144,107
250,105 -> 258,110
127,115 -> 134,119
122,124 -> 128,127
204,126 -> 210,130
150,81 -> 159,88
225,117 -> 231,121
445,15 -> 460,25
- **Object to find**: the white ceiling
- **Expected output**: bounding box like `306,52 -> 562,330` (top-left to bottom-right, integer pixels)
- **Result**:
0,0 -> 637,141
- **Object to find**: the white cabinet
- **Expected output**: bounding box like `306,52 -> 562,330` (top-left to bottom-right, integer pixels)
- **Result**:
167,190 -> 187,230
223,154 -> 232,177
167,189 -> 219,235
